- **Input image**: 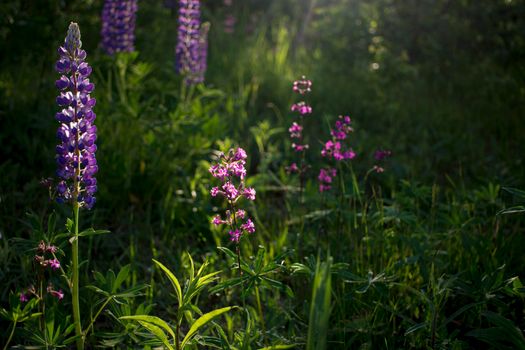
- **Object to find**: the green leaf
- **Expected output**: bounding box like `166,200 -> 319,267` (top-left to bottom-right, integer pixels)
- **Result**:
153,259 -> 183,306
113,264 -> 131,293
404,322 -> 427,335
77,228 -> 111,237
258,345 -> 297,350
138,320 -> 175,350
120,315 -> 176,344
306,256 -> 332,350
181,306 -> 235,348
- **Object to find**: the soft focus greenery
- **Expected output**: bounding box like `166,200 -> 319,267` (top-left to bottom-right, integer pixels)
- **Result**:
1,0 -> 524,348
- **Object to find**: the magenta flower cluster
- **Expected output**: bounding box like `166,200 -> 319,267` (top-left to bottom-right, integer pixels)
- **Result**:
210,148 -> 256,243
100,0 -> 138,55
318,168 -> 337,193
317,115 -> 356,192
321,116 -> 356,161
55,23 -> 98,209
20,241 -> 63,303
287,76 -> 312,174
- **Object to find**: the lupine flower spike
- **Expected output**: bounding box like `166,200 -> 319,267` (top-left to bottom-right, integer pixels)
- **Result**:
176,0 -> 209,85
101,0 -> 138,55
55,22 -> 98,209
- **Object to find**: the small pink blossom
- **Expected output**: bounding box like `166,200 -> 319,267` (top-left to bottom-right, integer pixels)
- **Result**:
241,219 -> 255,234
212,215 -> 223,225
286,163 -> 299,173
210,186 -> 220,197
229,229 -> 242,243
288,122 -> 302,138
233,147 -> 247,161
222,182 -> 239,200
49,258 -> 61,270
291,101 -> 312,115
292,76 -> 312,95
243,187 -> 256,201
235,209 -> 246,219
20,293 -> 29,303
209,164 -> 228,180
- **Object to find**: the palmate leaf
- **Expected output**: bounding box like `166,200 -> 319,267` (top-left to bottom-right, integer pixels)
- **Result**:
181,306 -> 236,348
153,259 -> 183,306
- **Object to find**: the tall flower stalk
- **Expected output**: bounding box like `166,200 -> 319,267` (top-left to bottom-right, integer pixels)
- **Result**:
287,76 -> 312,201
100,0 -> 138,55
209,148 -> 256,279
176,0 -> 208,85
55,22 -> 97,350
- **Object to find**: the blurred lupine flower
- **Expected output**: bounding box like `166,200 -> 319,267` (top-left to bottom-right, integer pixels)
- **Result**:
293,76 -> 312,95
209,148 -> 256,243
321,115 -> 356,161
55,22 -> 98,209
101,0 -> 138,55
318,168 -> 337,192
47,285 -> 64,300
176,0 -> 208,85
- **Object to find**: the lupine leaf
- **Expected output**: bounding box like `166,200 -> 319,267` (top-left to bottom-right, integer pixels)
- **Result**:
181,306 -> 235,348
153,259 -> 183,306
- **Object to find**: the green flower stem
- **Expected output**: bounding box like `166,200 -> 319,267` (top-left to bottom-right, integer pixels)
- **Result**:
72,202 -> 84,350
255,285 -> 267,344
3,319 -> 17,350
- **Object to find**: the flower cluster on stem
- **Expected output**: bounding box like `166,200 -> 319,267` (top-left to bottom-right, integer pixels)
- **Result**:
19,241 -> 63,303
209,148 -> 256,243
55,22 -> 98,209
176,0 -> 208,85
100,0 -> 138,55
318,115 -> 356,192
286,76 -> 312,180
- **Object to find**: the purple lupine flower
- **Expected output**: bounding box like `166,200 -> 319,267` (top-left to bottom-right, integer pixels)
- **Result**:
55,23 -> 98,209
209,148 -> 256,243
176,0 -> 208,85
100,0 -> 138,55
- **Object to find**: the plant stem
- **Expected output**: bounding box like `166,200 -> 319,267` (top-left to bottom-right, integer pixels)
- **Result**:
255,285 -> 267,344
3,319 -> 17,350
72,202 -> 83,350
84,296 -> 112,338
175,321 -> 181,350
